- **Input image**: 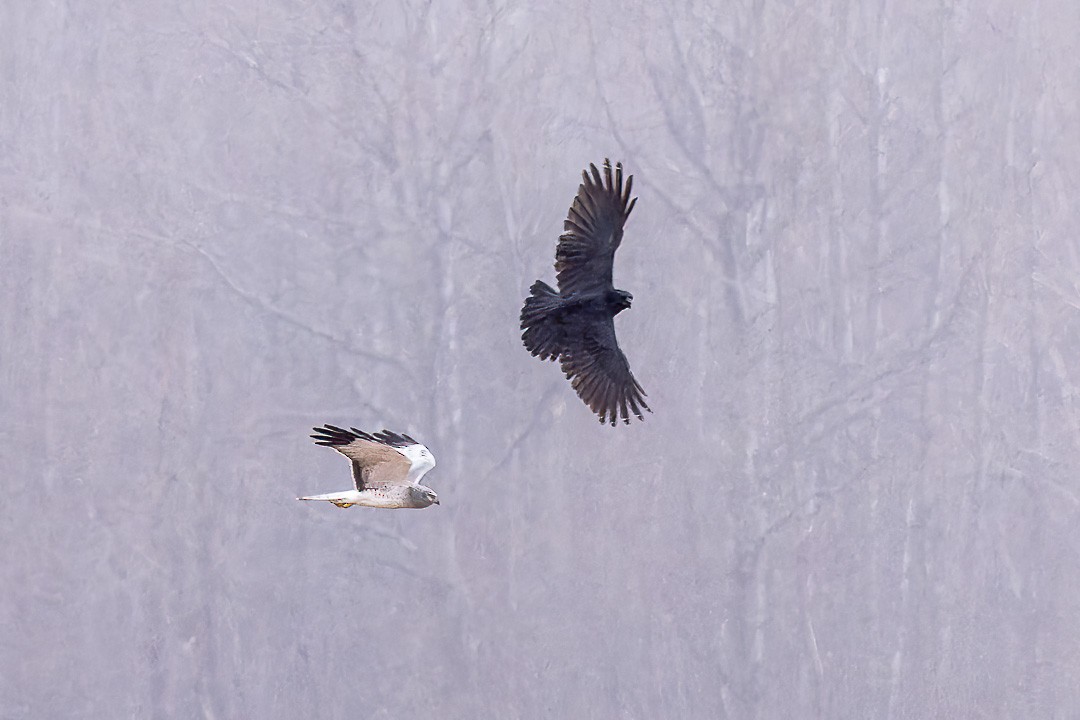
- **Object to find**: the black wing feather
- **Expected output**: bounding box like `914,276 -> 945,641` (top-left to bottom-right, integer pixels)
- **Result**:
311,425 -> 419,450
554,159 -> 636,296
558,315 -> 651,426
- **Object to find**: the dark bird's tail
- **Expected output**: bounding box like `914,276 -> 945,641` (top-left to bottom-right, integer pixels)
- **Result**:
520,281 -> 565,361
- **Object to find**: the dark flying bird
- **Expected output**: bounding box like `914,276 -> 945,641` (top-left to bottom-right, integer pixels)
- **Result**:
298,426 -> 439,508
520,159 -> 651,425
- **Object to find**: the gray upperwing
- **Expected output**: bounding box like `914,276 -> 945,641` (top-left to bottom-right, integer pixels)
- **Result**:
356,454 -> 414,489
312,425 -> 416,489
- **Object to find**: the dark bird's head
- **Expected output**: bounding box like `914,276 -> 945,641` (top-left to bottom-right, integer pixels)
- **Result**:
606,289 -> 633,314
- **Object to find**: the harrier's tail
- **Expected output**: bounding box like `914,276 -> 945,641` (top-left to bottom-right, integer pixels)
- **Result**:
520,281 -> 566,361
297,490 -> 360,508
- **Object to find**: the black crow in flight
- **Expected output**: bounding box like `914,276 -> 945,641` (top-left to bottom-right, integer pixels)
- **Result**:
520,159 -> 651,426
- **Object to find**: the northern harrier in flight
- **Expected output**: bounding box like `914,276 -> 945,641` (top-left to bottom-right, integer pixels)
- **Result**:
520,159 -> 651,425
298,425 -> 439,508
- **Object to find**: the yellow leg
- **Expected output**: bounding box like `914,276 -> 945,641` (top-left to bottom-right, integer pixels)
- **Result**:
331,500 -> 354,508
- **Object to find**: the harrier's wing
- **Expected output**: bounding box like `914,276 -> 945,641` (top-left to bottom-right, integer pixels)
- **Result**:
310,425 -> 415,489
555,159 -> 637,296
559,316 -> 650,425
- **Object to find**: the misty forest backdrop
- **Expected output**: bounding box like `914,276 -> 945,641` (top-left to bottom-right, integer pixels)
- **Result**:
4,1 -> 1080,718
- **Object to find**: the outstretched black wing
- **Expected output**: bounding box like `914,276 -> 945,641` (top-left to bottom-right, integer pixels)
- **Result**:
555,159 -> 637,296
558,315 -> 650,425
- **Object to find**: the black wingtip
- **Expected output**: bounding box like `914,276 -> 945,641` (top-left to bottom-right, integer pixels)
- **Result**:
372,429 -> 420,448
311,424 -> 363,447
311,424 -> 422,449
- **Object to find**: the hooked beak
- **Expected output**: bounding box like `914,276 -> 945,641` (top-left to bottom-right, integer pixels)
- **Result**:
434,498 -> 440,505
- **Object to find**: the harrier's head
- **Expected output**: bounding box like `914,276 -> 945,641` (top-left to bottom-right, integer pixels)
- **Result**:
410,485 -> 440,507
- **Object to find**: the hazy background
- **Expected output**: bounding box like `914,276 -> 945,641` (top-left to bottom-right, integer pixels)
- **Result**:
4,1 -> 1080,717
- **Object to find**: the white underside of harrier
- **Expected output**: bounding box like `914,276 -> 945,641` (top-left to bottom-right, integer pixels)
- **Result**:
298,488 -> 417,509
